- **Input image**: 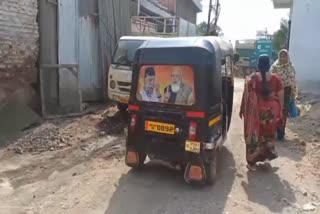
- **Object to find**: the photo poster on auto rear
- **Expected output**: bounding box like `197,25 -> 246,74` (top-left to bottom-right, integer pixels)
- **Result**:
137,65 -> 195,106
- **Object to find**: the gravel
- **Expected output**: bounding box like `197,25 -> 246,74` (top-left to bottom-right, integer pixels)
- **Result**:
10,123 -> 73,154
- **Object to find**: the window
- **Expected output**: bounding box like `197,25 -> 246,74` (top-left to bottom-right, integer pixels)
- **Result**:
136,65 -> 196,106
112,40 -> 145,66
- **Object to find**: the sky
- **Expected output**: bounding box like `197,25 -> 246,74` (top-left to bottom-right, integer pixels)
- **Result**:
197,0 -> 289,41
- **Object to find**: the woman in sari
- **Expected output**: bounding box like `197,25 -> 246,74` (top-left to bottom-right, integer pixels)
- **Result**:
240,55 -> 284,171
270,49 -> 297,140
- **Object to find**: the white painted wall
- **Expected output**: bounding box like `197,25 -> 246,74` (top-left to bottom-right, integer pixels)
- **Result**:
289,0 -> 320,93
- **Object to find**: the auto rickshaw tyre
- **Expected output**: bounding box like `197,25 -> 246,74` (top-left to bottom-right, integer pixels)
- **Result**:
136,151 -> 147,169
179,163 -> 187,175
227,88 -> 233,131
205,149 -> 218,185
117,102 -> 128,112
222,104 -> 228,137
125,148 -> 147,170
227,104 -> 232,131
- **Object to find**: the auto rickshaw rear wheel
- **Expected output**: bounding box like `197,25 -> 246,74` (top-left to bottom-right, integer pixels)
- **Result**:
205,149 -> 218,185
125,149 -> 147,169
135,151 -> 147,169
176,163 -> 186,174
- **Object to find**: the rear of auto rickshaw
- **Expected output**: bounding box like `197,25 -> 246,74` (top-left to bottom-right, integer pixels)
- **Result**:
125,36 -> 239,185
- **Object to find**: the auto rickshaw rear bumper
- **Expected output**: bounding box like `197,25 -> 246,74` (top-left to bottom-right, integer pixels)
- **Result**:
125,134 -> 223,185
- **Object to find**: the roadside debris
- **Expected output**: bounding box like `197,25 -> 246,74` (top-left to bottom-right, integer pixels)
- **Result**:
302,203 -> 316,212
288,93 -> 320,170
97,107 -> 128,135
9,123 -> 73,154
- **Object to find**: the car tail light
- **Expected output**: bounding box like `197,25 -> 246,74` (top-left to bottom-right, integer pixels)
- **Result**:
130,114 -> 137,130
189,122 -> 197,140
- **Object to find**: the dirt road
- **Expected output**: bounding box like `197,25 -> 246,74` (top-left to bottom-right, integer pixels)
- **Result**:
0,79 -> 319,214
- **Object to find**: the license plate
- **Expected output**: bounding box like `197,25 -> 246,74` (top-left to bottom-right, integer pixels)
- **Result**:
185,141 -> 201,153
145,121 -> 175,135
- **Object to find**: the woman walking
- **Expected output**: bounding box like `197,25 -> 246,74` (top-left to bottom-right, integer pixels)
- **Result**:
240,55 -> 284,171
270,49 -> 297,140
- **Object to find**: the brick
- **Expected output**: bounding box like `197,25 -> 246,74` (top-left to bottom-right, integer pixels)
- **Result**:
0,0 -> 39,109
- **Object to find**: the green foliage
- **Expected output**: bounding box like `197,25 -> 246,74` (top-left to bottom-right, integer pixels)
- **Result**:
272,19 -> 289,52
196,21 -> 208,36
196,21 -> 223,36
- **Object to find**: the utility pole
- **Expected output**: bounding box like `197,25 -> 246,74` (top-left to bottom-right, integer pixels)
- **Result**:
212,0 -> 220,36
206,0 -> 220,36
206,0 -> 213,35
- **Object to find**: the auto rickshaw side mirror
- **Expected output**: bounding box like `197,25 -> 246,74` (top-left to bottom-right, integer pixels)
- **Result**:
233,53 -> 240,63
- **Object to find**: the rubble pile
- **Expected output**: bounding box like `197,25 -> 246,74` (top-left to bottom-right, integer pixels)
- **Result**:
100,112 -> 127,135
289,92 -> 320,172
10,123 -> 73,154
97,106 -> 128,136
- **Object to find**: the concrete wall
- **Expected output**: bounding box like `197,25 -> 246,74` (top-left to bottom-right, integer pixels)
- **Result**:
98,0 -> 131,99
289,0 -> 320,94
130,0 -> 138,16
176,0 -> 198,24
178,17 -> 196,36
38,0 -> 59,115
0,0 -> 39,109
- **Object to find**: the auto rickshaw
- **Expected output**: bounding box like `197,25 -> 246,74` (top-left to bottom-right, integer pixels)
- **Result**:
125,36 -> 239,185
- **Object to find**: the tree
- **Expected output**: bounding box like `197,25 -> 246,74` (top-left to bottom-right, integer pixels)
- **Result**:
196,21 -> 208,36
196,21 -> 223,36
272,19 -> 289,52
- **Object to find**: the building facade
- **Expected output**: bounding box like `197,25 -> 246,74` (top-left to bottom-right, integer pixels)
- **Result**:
176,0 -> 202,24
273,0 -> 320,93
131,0 -> 202,36
0,0 -> 39,109
157,0 -> 202,24
131,0 -> 201,23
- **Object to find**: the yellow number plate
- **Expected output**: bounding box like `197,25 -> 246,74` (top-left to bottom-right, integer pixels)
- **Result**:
145,121 -> 175,135
185,141 -> 201,153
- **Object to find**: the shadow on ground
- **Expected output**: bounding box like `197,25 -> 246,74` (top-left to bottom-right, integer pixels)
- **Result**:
275,139 -> 306,162
105,147 -> 236,214
242,164 -> 297,213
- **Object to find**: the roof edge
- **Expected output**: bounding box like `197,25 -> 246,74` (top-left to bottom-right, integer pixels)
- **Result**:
272,0 -> 293,9
192,0 -> 203,12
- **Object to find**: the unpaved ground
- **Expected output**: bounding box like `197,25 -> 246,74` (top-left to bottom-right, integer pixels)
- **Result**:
0,79 -> 319,214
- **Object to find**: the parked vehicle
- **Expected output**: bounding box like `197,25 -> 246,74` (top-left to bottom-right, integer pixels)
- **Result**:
125,36 -> 239,185
108,36 -> 159,111
235,38 -> 276,76
235,39 -> 256,76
